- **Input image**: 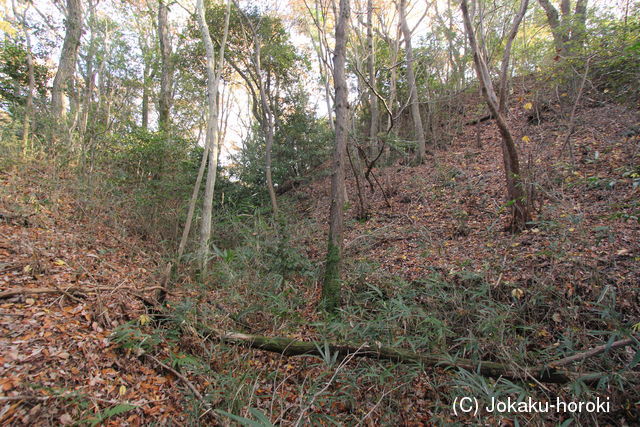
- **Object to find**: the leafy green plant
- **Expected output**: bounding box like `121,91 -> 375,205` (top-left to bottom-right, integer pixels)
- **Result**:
110,321 -> 163,354
314,341 -> 340,367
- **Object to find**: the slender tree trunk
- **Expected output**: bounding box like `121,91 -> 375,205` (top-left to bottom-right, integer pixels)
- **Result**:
137,19 -> 155,131
231,1 -> 280,217
309,0 -> 334,129
399,0 -> 426,164
157,0 -> 173,131
51,0 -> 83,121
323,64 -> 334,131
79,0 -> 95,143
322,0 -> 350,312
179,143 -> 209,259
461,0 -> 531,232
253,40 -> 279,217
308,33 -> 333,130
67,76 -> 81,146
142,62 -> 150,130
103,77 -> 113,128
499,0 -> 529,114
197,0 -> 230,274
12,0 -> 34,154
23,33 -> 34,154
367,0 -> 379,160
79,55 -> 94,140
348,143 -> 368,219
218,85 -> 232,163
384,22 -> 401,163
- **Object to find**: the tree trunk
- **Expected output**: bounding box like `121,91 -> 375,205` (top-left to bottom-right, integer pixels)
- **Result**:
537,0 -> 588,57
78,0 -> 96,144
179,144 -> 209,264
253,40 -> 279,217
499,0 -> 529,114
12,0 -> 34,154
399,0 -> 426,164
367,0 -> 379,160
137,15 -> 155,131
23,32 -> 34,154
51,0 -> 83,121
461,0 -> 531,232
569,0 -> 588,49
322,0 -> 350,312
157,0 -> 173,131
142,62 -> 150,130
196,0 -> 230,274
384,21 -> 401,163
232,3 -> 280,218
348,143 -> 368,220
537,0 -> 564,55
307,0 -> 334,130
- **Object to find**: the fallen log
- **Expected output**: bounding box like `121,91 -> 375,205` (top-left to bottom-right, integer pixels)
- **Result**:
0,287 -> 92,299
198,326 -> 625,384
465,114 -> 493,126
0,286 -> 166,300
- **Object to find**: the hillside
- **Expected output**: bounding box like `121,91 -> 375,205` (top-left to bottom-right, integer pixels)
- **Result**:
1,93 -> 639,425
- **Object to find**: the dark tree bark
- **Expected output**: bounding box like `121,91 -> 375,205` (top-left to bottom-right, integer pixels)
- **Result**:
322,0 -> 350,312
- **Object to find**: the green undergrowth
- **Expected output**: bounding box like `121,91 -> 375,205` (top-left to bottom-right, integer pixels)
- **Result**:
113,202 -> 639,424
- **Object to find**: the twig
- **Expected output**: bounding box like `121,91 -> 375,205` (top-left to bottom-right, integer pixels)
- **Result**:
346,143 -> 368,219
359,382 -> 408,424
55,284 -> 84,303
74,261 -> 112,325
295,344 -> 364,425
0,286 -> 166,300
551,337 -> 637,368
369,169 -> 392,208
146,354 -> 210,411
0,394 -> 154,405
560,56 -> 592,165
0,287 -> 90,299
213,303 -> 263,333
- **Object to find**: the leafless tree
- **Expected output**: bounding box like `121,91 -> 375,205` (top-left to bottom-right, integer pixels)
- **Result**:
461,0 -> 531,231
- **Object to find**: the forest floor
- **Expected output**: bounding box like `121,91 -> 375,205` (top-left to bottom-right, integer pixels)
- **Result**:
1,92 -> 639,425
